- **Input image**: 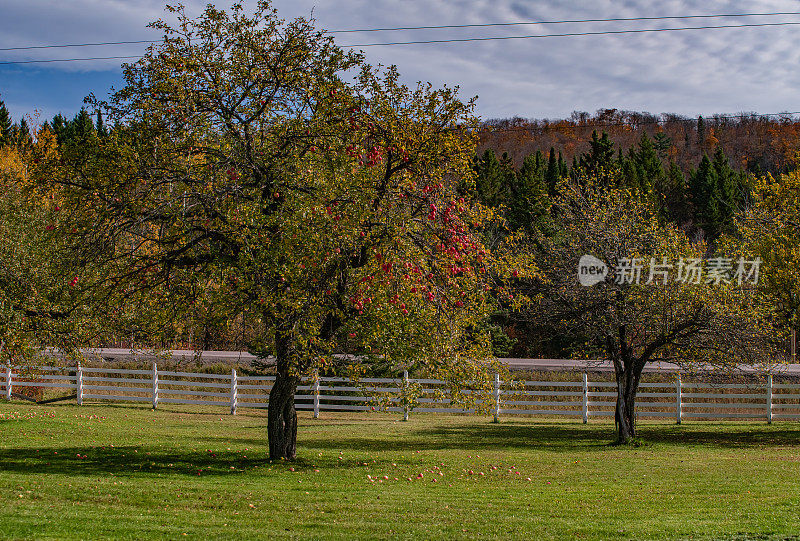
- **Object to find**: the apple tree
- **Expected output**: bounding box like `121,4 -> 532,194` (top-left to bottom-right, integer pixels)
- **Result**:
38,2 -> 518,458
519,180 -> 782,443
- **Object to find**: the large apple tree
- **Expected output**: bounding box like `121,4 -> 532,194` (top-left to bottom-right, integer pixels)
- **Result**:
37,2 -> 516,459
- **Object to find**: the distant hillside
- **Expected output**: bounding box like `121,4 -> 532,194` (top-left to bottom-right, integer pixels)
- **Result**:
477,109 -> 800,176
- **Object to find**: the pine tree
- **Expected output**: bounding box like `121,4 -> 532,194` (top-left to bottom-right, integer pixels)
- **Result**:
576,130 -> 616,184
710,146 -> 747,236
696,115 -> 706,149
689,149 -> 744,240
689,154 -> 717,237
12,118 -> 32,148
544,147 -> 560,196
583,130 -> 615,171
48,109 -> 98,146
74,109 -> 95,140
662,161 -> 688,224
96,109 -> 108,137
653,132 -> 672,160
0,100 -> 12,147
51,114 -> 68,145
634,133 -> 664,194
508,151 -> 550,232
499,151 -> 516,205
473,149 -> 507,208
620,151 -> 638,190
558,151 -> 568,179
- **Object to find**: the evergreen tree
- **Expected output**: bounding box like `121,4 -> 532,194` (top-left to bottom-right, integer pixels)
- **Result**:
634,133 -> 664,193
473,149 -> 509,208
498,151 -> 516,207
661,161 -> 688,225
74,109 -> 95,140
582,130 -> 615,172
558,151 -> 568,179
653,132 -> 672,160
696,115 -> 706,149
96,109 -> 108,137
48,109 -> 97,146
508,151 -> 550,232
688,149 -> 744,240
0,100 -> 12,147
51,114 -> 69,145
620,151 -> 637,190
710,146 -> 747,235
544,147 -> 560,196
575,130 -> 616,184
11,118 -> 32,148
689,154 -> 717,237
95,109 -> 108,137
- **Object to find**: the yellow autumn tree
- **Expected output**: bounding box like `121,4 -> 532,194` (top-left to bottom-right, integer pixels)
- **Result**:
733,170 -> 800,347
0,127 -> 99,366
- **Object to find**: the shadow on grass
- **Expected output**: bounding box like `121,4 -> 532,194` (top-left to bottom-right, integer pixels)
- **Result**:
636,423 -> 800,448
1,418 -> 798,479
0,445 -> 286,478
300,422 -> 800,453
0,443 -> 410,478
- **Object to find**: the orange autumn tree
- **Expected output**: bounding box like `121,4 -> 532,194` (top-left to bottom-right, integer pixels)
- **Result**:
40,2 -> 521,459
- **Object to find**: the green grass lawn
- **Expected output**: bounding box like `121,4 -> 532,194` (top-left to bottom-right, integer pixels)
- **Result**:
1,401 -> 799,540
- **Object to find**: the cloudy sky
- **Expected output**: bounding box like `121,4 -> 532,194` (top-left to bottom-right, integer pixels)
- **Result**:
2,0 -> 800,125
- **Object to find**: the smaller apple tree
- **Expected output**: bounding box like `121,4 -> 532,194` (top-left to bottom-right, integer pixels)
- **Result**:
520,180 -> 782,443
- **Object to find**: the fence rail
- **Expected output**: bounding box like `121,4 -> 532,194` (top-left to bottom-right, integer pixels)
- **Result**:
2,365 -> 798,423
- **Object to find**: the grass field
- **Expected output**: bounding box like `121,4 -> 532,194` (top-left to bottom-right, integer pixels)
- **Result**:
1,401 -> 800,540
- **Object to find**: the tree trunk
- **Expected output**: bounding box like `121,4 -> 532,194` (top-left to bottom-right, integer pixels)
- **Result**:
614,363 -> 640,444
268,367 -> 299,460
268,328 -> 300,460
608,325 -> 644,444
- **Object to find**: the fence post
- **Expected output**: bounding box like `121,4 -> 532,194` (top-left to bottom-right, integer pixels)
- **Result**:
676,372 -> 682,424
4,365 -> 11,400
230,369 -> 237,415
313,370 -> 320,419
76,363 -> 83,406
151,362 -> 158,410
402,370 -> 409,422
582,372 -> 589,424
767,374 -> 773,424
492,372 -> 501,423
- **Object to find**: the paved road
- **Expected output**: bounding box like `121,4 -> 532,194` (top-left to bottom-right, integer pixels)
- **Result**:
68,349 -> 800,374
502,358 -> 800,374
79,348 -> 258,365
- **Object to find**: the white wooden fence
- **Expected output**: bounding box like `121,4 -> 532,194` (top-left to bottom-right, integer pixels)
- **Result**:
2,364 -> 800,423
